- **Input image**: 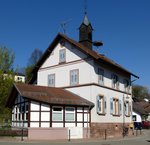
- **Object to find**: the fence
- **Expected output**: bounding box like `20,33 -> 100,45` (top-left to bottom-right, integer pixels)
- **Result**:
0,126 -> 28,141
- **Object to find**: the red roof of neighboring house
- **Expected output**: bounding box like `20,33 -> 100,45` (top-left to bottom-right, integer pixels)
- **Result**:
6,83 -> 94,108
133,102 -> 147,115
133,101 -> 150,115
28,33 -> 139,84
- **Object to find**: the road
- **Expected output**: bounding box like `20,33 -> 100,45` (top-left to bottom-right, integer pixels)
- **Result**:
0,129 -> 150,145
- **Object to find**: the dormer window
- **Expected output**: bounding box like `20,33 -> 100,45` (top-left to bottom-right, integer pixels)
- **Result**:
59,49 -> 66,63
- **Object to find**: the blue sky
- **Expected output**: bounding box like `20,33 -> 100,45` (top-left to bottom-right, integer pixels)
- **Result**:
0,0 -> 150,88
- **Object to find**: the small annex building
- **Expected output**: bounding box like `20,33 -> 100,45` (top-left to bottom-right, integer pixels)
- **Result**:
6,14 -> 139,140
7,83 -> 93,139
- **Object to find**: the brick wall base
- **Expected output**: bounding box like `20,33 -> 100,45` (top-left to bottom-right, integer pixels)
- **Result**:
90,122 -> 133,139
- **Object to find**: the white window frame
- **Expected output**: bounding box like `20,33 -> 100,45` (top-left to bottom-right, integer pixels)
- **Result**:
96,95 -> 106,114
48,74 -> 55,87
98,68 -> 104,85
124,101 -> 130,116
59,49 -> 66,63
52,107 -> 63,121
65,107 -> 75,121
110,97 -> 121,115
70,69 -> 79,86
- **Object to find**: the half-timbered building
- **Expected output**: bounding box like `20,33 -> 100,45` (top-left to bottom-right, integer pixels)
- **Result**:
6,14 -> 138,140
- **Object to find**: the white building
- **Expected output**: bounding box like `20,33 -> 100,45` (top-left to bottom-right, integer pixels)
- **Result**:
6,14 -> 138,140
3,72 -> 25,83
14,73 -> 25,83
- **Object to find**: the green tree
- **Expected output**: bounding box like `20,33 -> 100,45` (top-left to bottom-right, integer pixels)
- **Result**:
132,85 -> 150,100
0,46 -> 15,125
0,46 -> 15,72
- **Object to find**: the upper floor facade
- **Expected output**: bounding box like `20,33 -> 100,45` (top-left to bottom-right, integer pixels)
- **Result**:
37,37 -> 132,95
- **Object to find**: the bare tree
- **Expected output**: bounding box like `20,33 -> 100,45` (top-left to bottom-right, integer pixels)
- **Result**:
26,48 -> 43,81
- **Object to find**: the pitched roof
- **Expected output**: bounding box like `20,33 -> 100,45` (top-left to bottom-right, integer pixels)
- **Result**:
133,102 -> 147,115
140,101 -> 150,113
28,33 -> 139,84
6,83 -> 94,108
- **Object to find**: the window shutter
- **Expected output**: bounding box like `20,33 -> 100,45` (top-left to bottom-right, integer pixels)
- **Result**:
129,81 -> 131,93
104,96 -> 107,113
117,77 -> 119,90
129,102 -> 132,116
110,98 -> 113,114
111,74 -> 114,88
96,96 -> 100,114
119,99 -> 122,115
124,101 -> 127,115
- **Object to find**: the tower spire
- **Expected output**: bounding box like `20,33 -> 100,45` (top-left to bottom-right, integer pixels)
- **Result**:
79,0 -> 93,49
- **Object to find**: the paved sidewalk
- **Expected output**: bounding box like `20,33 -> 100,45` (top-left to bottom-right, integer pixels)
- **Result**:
0,129 -> 149,145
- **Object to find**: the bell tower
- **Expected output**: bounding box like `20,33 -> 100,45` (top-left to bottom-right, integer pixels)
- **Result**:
79,13 -> 93,49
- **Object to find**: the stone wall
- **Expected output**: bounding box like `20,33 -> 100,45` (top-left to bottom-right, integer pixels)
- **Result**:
90,122 -> 133,139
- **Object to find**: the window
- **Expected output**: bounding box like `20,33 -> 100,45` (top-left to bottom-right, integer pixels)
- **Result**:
111,74 -> 119,89
110,98 -> 122,115
17,77 -> 22,81
52,107 -> 63,121
48,74 -> 55,87
132,115 -> 136,121
98,68 -> 104,85
65,107 -> 75,121
59,49 -> 66,63
25,104 -> 28,112
96,95 -> 106,114
26,113 -> 28,120
124,101 -> 130,116
70,69 -> 79,86
124,79 -> 131,93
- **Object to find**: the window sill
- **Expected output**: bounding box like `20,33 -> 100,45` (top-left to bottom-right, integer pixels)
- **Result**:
97,112 -> 106,116
59,61 -> 66,64
112,114 -> 121,117
125,115 -> 130,117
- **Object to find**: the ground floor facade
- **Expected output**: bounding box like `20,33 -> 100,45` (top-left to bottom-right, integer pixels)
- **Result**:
8,83 -> 133,140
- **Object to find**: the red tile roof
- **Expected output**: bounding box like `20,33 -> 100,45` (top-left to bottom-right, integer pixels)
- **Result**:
133,101 -> 150,115
133,102 -> 147,115
6,83 -> 94,108
28,33 -> 139,84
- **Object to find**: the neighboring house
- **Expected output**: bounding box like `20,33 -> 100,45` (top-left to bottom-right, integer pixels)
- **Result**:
132,100 -> 150,129
3,72 -> 25,83
132,102 -> 146,123
145,106 -> 150,121
140,100 -> 150,121
6,14 -> 138,140
14,73 -> 25,83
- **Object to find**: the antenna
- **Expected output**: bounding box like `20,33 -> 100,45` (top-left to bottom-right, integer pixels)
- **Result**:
60,19 -> 72,34
84,0 -> 87,15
